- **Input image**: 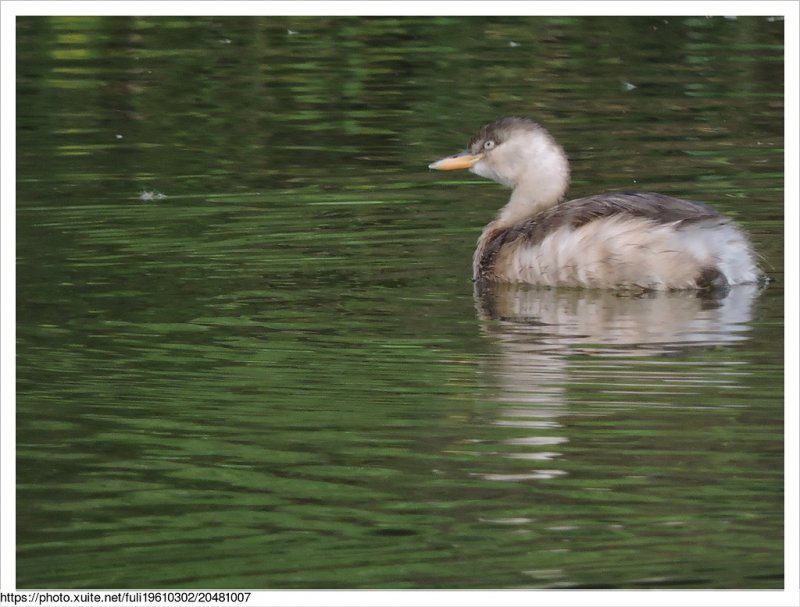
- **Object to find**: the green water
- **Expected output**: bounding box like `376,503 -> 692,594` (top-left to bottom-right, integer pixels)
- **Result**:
16,16 -> 783,589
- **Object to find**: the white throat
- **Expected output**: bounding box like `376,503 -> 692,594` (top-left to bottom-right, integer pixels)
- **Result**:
472,130 -> 570,228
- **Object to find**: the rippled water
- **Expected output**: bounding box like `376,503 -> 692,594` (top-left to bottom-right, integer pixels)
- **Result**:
16,16 -> 783,589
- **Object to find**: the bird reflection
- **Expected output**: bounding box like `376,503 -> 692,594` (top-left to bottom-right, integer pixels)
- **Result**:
468,283 -> 761,483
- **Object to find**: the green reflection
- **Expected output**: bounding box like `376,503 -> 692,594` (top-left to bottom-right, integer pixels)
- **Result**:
17,16 -> 783,589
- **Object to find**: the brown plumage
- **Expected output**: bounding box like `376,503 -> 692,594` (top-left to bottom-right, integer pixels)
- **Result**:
429,117 -> 761,291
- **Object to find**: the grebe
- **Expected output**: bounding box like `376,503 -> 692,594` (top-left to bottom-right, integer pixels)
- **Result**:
429,117 -> 761,291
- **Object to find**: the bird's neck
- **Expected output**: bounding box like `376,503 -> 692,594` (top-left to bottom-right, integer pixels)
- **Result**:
494,181 -> 561,227
491,137 -> 571,229
474,173 -> 570,279
493,172 -> 568,229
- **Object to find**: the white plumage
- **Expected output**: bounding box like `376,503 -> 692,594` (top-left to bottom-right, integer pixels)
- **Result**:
429,117 -> 761,291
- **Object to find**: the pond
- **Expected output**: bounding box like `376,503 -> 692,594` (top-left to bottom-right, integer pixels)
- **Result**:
15,16 -> 784,589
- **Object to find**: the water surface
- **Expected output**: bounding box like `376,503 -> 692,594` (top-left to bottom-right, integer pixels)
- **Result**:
16,16 -> 784,589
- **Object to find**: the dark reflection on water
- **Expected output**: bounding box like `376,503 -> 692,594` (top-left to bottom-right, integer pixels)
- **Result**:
16,16 -> 783,589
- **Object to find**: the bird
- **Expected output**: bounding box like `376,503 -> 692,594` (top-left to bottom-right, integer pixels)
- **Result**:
428,117 -> 762,291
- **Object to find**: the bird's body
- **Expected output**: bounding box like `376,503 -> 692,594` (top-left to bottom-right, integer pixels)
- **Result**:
429,117 -> 761,291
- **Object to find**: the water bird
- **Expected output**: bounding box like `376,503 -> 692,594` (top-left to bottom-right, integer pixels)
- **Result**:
429,117 -> 761,291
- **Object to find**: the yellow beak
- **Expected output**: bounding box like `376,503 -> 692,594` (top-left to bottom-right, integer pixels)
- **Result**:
428,150 -> 483,171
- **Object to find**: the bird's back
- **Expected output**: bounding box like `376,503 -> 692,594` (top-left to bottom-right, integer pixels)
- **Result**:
474,192 -> 760,290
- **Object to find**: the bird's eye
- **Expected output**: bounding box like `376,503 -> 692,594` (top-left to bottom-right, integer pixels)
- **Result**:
483,140 -> 496,150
